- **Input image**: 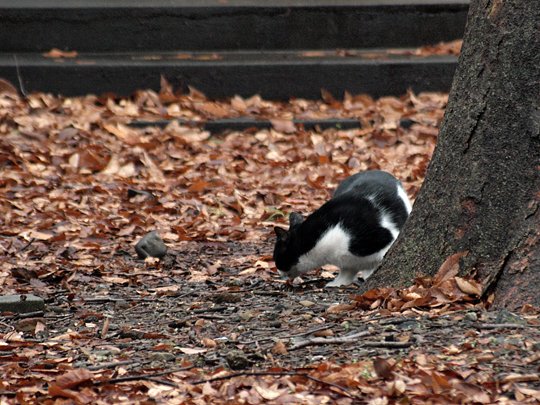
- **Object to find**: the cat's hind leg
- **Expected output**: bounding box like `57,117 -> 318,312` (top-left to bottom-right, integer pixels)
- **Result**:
357,267 -> 376,282
325,268 -> 358,288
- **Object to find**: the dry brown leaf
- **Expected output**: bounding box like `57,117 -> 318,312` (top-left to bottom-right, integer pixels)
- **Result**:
0,78 -> 18,95
48,385 -> 93,404
455,277 -> 482,296
201,338 -> 218,348
140,151 -> 165,182
43,48 -> 78,58
270,118 -> 296,133
103,123 -> 141,145
373,357 -> 395,379
271,340 -> 288,355
179,347 -> 207,355
54,369 -> 94,389
188,180 -> 211,193
313,329 -> 334,337
254,385 -> 284,401
434,251 -> 468,284
326,303 -> 356,314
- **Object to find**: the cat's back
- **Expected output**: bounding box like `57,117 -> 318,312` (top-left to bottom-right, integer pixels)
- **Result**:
333,170 -> 400,199
331,170 -> 411,229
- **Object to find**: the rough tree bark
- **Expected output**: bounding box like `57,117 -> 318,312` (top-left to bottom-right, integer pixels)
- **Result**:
365,0 -> 539,309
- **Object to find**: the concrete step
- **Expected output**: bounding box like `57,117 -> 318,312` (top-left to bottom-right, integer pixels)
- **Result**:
0,0 -> 468,52
0,50 -> 457,99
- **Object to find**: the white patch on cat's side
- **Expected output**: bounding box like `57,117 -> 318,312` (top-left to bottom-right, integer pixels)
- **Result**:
294,224 -> 351,274
397,184 -> 412,214
379,212 -> 399,240
289,223 -> 396,287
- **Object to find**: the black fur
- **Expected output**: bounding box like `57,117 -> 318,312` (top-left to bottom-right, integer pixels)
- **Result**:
273,170 -> 410,274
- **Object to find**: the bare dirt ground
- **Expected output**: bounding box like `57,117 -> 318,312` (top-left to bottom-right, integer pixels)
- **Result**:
1,87 -> 539,403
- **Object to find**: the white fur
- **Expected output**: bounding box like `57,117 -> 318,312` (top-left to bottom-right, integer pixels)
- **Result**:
379,211 -> 400,240
397,184 -> 412,214
288,223 -> 395,287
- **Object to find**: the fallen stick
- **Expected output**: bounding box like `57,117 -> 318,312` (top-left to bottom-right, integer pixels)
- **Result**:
191,371 -> 356,398
289,330 -> 372,351
361,341 -> 413,349
473,323 -> 528,329
87,359 -> 142,371
98,365 -> 194,385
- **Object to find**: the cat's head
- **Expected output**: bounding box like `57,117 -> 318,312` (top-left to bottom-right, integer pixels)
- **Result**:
273,212 -> 304,280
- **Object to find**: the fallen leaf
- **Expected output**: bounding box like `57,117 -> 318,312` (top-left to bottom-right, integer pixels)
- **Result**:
54,369 -> 94,389
373,357 -> 395,379
271,340 -> 288,355
43,48 -> 78,58
326,303 -> 356,313
201,338 -> 218,348
254,385 -> 283,400
270,118 -> 296,133
455,277 -> 482,296
434,251 -> 468,284
0,78 -> 18,95
179,347 -> 208,355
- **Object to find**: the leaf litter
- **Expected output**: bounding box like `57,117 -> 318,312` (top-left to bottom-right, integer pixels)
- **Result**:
0,83 -> 539,404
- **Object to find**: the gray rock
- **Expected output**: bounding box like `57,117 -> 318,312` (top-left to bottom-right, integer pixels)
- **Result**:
226,350 -> 251,370
0,294 -> 45,314
150,352 -> 176,362
464,312 -> 478,322
135,231 -> 167,259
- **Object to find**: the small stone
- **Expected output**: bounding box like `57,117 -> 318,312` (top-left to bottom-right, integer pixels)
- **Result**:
150,352 -> 175,362
0,294 -> 45,314
225,350 -> 251,370
399,118 -> 415,129
225,279 -> 243,287
494,309 -> 526,325
464,312 -> 478,322
15,318 -> 45,333
135,231 -> 167,259
239,311 -> 255,321
114,299 -> 130,310
210,293 -> 241,304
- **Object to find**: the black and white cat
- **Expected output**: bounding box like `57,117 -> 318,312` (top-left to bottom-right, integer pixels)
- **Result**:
273,170 -> 412,287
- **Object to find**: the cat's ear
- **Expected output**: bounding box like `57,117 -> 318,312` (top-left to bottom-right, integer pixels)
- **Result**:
289,212 -> 304,228
274,227 -> 288,241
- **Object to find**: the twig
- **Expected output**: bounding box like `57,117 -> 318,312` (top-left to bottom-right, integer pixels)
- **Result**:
192,306 -> 228,314
288,324 -> 335,338
191,371 -> 355,398
290,330 -> 372,351
238,337 -> 275,345
378,317 -> 419,326
20,237 -> 35,252
360,341 -> 413,349
252,291 -> 288,297
13,54 -> 27,97
145,377 -> 180,387
6,311 -> 45,320
131,272 -> 171,278
99,365 -> 194,385
304,374 -> 354,397
499,373 -> 540,383
224,280 -> 264,293
80,297 -> 123,303
87,359 -> 143,371
473,323 -> 527,329
238,324 -> 335,345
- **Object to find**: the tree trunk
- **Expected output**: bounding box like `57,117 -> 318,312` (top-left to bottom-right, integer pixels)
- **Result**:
364,0 -> 540,310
